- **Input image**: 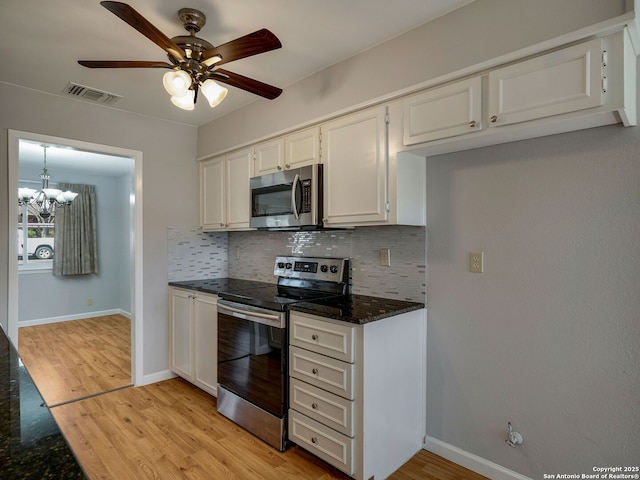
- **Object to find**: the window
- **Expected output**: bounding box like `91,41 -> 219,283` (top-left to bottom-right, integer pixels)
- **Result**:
18,203 -> 56,269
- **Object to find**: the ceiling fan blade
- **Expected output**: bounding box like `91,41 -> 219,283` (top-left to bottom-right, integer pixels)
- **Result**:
209,69 -> 282,100
100,1 -> 186,63
202,29 -> 281,65
78,60 -> 172,68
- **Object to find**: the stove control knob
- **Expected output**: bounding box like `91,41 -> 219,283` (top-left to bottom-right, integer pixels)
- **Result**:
285,263 -> 293,269
320,265 -> 328,273
330,265 -> 339,274
277,262 -> 285,269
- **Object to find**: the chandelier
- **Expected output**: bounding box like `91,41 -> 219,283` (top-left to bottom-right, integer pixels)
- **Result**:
18,146 -> 78,220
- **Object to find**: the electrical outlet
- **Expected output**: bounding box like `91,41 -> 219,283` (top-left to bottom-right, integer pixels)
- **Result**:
380,248 -> 391,266
87,298 -> 93,306
234,246 -> 240,259
470,252 -> 483,273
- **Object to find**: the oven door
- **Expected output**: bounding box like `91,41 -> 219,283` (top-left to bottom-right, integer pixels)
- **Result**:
250,164 -> 321,229
217,300 -> 287,418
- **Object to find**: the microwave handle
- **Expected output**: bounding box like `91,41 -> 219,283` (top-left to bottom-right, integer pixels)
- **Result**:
291,173 -> 300,219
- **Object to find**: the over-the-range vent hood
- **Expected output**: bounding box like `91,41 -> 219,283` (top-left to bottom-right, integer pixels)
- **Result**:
62,82 -> 122,105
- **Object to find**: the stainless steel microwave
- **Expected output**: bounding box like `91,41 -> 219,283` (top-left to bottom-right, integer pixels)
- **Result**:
250,164 -> 322,229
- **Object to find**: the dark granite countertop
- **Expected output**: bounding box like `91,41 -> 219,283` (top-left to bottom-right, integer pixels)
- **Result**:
0,328 -> 86,479
169,278 -> 424,325
169,277 -> 274,295
289,294 -> 424,324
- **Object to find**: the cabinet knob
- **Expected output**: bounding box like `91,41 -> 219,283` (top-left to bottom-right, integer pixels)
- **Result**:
220,223 -> 225,227
469,120 -> 477,128
311,403 -> 318,410
311,437 -> 318,444
311,334 -> 318,341
285,163 -> 291,169
312,368 -> 319,375
490,115 -> 498,123
277,165 -> 282,170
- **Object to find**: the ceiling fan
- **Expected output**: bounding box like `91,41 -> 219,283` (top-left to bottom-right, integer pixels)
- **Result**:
78,1 -> 283,110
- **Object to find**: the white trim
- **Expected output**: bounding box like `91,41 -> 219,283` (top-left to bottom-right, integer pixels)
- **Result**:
424,437 -> 533,480
140,370 -> 176,386
17,309 -> 131,328
7,129 -> 143,389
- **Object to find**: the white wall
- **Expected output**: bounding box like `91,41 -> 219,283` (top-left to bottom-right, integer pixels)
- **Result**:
195,0 -> 637,475
0,83 -> 198,380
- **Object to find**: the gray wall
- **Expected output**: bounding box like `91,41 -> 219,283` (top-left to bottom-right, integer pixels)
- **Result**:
195,0 -> 637,475
0,83 -> 198,381
426,124 -> 640,474
17,165 -> 130,322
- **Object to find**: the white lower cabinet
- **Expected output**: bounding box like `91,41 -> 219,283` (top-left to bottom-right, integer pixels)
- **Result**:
169,287 -> 218,396
288,309 -> 426,480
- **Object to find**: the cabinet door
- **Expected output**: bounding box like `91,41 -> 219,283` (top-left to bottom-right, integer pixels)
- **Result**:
200,156 -> 226,231
170,289 -> 193,380
285,127 -> 320,169
253,138 -> 284,176
226,147 -> 253,229
322,107 -> 388,226
488,38 -> 604,126
404,76 -> 482,145
193,294 -> 218,396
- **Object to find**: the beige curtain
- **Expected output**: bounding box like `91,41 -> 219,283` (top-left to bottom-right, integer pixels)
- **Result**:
52,183 -> 98,275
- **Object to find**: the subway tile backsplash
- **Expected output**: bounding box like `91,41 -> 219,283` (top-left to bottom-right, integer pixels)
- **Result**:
167,226 -> 228,281
168,225 -> 425,302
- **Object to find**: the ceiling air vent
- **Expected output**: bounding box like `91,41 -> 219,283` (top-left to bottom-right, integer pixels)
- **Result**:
62,82 -> 122,105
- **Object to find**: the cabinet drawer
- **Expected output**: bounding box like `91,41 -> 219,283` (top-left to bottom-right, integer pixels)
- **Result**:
290,313 -> 355,362
290,378 -> 354,437
290,346 -> 354,399
288,410 -> 354,475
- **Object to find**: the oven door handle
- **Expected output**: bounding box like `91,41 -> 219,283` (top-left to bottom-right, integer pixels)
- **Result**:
291,173 -> 300,220
218,301 -> 284,328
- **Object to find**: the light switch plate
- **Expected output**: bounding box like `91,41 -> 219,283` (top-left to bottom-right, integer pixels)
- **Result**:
470,251 -> 483,273
380,248 -> 391,266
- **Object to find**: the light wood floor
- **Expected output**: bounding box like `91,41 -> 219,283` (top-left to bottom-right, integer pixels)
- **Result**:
20,315 -> 488,479
18,314 -> 131,406
52,378 -> 488,480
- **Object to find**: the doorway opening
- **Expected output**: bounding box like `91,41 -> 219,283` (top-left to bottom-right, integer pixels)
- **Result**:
7,129 -> 143,402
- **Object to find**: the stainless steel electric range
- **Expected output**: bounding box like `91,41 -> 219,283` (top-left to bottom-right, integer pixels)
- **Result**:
216,256 -> 350,451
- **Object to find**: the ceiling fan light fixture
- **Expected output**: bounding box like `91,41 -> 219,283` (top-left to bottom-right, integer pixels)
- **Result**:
201,79 -> 228,107
163,70 -> 192,97
170,89 -> 195,110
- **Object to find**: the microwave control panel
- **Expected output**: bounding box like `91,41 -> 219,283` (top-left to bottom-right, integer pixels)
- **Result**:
300,179 -> 312,213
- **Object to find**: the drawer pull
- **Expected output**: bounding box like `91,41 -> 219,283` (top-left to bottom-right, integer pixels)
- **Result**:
311,437 -> 318,444
311,334 -> 318,341
312,368 -> 319,375
311,403 -> 318,410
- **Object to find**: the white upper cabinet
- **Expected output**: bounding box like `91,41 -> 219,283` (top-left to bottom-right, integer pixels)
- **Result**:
322,106 -> 389,226
285,126 -> 320,170
200,155 -> 226,231
488,38 -> 604,127
225,147 -> 253,230
404,76 -> 483,145
401,30 -> 636,155
253,127 -> 320,176
253,138 -> 285,176
200,147 -> 253,231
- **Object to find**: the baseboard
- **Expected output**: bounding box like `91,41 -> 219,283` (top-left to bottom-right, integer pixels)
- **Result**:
424,436 -> 532,480
18,309 -> 131,327
140,369 -> 176,386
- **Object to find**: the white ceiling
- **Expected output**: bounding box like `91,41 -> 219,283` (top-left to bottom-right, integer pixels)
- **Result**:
0,0 -> 473,131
